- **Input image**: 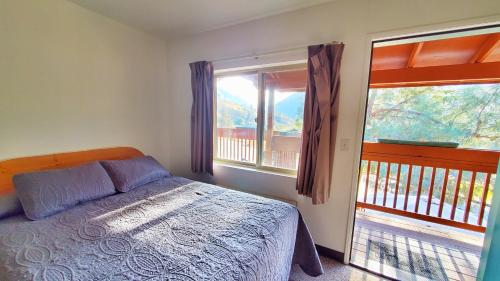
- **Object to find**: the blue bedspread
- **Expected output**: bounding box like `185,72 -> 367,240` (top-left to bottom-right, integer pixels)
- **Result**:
0,177 -> 322,280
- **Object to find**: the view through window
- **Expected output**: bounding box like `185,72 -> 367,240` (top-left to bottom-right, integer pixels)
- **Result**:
215,66 -> 307,171
216,73 -> 258,164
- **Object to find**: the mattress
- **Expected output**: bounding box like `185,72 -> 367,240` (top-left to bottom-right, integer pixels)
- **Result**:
0,177 -> 322,280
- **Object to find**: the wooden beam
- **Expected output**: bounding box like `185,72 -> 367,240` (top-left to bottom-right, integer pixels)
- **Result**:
370,61 -> 500,88
362,142 -> 500,173
469,34 -> 500,63
406,42 -> 424,68
264,69 -> 306,91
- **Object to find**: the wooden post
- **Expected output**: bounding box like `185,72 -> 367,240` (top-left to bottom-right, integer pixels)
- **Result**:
264,87 -> 274,165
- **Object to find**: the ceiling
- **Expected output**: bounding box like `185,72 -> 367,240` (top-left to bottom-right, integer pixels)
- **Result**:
370,32 -> 500,88
372,33 -> 500,71
68,0 -> 335,39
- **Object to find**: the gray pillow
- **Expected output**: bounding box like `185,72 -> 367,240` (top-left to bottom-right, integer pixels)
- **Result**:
13,162 -> 115,220
0,194 -> 23,219
100,156 -> 171,192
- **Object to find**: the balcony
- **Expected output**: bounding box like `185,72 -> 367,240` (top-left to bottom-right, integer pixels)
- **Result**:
352,209 -> 483,281
216,127 -> 301,170
353,142 -> 499,280
357,142 -> 498,232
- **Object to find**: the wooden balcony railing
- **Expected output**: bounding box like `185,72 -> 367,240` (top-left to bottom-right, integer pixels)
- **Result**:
357,142 -> 499,232
217,136 -> 257,163
217,128 -> 257,163
216,128 -> 300,169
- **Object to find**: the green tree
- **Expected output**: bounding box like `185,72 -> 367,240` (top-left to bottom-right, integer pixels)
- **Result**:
365,84 -> 500,150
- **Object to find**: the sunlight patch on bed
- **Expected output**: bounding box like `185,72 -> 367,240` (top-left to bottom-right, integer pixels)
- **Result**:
91,183 -> 208,234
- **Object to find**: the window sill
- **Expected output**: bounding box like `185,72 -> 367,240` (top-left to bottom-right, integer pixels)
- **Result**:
213,161 -> 297,179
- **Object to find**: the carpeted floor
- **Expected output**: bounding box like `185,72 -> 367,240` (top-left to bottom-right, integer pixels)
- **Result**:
289,255 -> 387,281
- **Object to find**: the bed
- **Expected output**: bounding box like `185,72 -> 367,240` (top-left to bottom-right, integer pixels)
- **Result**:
0,147 -> 323,281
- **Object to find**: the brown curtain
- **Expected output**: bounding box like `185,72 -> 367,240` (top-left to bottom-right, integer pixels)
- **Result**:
296,43 -> 344,204
190,61 -> 214,175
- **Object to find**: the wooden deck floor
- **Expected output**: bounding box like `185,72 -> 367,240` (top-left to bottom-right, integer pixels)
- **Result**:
351,210 -> 483,281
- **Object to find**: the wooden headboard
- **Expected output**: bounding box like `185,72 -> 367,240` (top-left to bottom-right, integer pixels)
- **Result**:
0,147 -> 144,195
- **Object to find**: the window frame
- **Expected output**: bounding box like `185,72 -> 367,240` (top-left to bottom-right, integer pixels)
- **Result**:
213,63 -> 307,175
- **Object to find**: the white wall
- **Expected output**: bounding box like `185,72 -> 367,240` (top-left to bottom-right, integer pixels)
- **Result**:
0,0 -> 168,159
163,0 -> 500,254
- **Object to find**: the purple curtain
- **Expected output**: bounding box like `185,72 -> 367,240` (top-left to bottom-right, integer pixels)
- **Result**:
190,61 -> 214,175
296,43 -> 344,204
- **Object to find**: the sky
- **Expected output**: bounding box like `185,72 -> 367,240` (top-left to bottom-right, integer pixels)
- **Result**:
217,76 -> 298,106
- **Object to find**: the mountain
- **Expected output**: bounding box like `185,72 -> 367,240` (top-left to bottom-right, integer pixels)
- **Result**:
217,89 -> 256,128
217,88 -> 249,105
275,92 -> 305,120
216,89 -> 305,131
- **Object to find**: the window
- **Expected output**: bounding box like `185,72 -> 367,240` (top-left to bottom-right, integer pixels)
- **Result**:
215,64 -> 307,172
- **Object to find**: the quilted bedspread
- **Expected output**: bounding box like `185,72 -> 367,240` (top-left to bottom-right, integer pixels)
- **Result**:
0,177 -> 322,281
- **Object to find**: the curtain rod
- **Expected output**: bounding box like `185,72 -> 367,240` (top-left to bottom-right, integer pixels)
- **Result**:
211,41 -> 340,63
